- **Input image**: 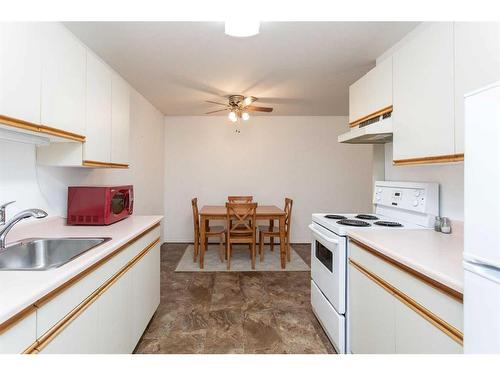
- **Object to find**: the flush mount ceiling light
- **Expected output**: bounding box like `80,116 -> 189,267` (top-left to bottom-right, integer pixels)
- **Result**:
224,20 -> 260,37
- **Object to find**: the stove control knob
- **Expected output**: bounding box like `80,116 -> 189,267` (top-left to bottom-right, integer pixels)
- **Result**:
413,200 -> 419,207
414,190 -> 420,197
377,188 -> 383,193
376,196 -> 381,201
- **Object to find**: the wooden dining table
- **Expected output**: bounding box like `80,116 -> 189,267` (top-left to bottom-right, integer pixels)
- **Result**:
199,205 -> 287,270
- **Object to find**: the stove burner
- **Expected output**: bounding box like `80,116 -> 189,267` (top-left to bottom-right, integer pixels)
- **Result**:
355,214 -> 379,220
337,219 -> 371,227
374,221 -> 403,227
325,214 -> 347,220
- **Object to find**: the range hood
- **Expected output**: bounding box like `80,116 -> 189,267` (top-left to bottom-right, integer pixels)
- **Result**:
338,115 -> 393,144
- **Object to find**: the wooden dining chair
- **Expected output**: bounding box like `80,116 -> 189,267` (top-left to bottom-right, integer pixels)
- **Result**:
228,196 -> 254,228
258,198 -> 293,262
192,198 -> 225,264
227,196 -> 253,203
226,202 -> 258,270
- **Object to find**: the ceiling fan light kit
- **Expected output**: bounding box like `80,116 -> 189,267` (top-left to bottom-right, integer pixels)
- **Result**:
205,94 -> 273,123
224,20 -> 260,38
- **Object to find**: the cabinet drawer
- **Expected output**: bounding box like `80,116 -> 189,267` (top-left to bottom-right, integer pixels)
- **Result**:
0,312 -> 36,354
36,226 -> 160,337
349,239 -> 463,332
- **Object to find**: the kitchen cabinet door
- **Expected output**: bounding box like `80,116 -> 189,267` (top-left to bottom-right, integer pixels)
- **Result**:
395,298 -> 462,353
349,57 -> 393,124
84,52 -> 112,162
131,242 -> 160,343
98,270 -> 135,353
0,23 -> 41,125
392,22 -> 455,161
0,312 -> 37,354
38,300 -> 100,354
111,73 -> 131,164
349,262 -> 396,353
454,22 -> 500,154
41,23 -> 86,136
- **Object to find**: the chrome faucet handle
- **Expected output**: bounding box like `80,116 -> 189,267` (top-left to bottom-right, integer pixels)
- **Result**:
0,201 -> 16,226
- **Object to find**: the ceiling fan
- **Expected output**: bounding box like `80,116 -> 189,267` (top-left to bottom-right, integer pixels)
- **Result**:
205,95 -> 273,122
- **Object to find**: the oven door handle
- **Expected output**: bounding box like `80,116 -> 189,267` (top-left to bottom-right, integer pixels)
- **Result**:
308,224 -> 339,245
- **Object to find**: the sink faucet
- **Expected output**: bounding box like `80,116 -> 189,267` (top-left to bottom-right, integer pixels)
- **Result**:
0,204 -> 48,249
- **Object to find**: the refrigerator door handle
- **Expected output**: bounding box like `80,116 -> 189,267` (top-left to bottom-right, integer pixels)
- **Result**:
464,260 -> 500,285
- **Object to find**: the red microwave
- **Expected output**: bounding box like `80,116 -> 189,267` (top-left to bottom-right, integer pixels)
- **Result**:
67,185 -> 134,225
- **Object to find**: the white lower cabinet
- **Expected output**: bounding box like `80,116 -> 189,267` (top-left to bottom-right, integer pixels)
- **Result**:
131,244 -> 161,343
394,299 -> 462,354
0,312 -> 37,354
98,270 -> 134,354
37,239 -> 160,354
38,301 -> 101,354
348,240 -> 463,354
349,264 -> 395,354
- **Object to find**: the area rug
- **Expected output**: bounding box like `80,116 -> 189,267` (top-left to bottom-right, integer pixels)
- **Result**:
175,244 -> 310,272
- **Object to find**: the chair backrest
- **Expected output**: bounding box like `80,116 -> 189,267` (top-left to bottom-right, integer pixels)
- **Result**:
191,198 -> 199,236
227,196 -> 253,203
284,198 -> 293,234
226,202 -> 257,239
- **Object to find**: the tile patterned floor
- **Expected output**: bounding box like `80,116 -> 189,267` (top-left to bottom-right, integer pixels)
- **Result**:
133,243 -> 335,354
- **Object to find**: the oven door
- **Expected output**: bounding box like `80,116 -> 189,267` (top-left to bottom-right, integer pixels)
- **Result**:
309,222 -> 347,314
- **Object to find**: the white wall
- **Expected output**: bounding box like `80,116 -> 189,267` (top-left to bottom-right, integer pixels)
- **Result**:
164,116 -> 374,243
0,89 -> 165,225
382,143 -> 464,220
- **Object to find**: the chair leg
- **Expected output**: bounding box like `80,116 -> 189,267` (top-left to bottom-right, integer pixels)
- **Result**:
193,234 -> 199,262
218,234 -> 224,262
227,242 -> 231,270
259,232 -> 264,262
286,239 -> 291,262
251,241 -> 256,270
270,219 -> 274,252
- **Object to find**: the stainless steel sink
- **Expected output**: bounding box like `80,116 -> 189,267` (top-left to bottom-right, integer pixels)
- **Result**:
0,237 -> 111,271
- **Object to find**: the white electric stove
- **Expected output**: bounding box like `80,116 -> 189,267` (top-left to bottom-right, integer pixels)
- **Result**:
309,181 -> 439,354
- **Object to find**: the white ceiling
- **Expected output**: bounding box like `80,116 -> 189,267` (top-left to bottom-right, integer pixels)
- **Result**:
65,22 -> 418,116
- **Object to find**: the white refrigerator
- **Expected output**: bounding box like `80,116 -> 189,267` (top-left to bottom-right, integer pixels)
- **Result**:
464,81 -> 500,353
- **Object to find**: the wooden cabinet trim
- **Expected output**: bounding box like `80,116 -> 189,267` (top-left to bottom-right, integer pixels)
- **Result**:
0,114 -> 86,142
393,153 -> 464,166
349,259 -> 463,345
349,238 -> 463,301
24,237 -> 160,353
82,160 -> 129,169
349,105 -> 393,128
0,223 -> 160,335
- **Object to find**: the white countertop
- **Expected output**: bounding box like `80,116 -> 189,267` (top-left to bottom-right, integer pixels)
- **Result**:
0,215 -> 162,325
346,223 -> 464,294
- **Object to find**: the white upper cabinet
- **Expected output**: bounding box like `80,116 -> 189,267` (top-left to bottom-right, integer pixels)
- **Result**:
111,74 -> 131,165
349,57 -> 392,124
392,22 -> 455,161
84,52 -> 112,162
0,23 -> 42,124
454,22 -> 500,154
40,23 -> 86,136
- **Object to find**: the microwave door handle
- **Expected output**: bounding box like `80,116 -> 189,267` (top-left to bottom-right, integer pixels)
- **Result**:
308,224 -> 339,245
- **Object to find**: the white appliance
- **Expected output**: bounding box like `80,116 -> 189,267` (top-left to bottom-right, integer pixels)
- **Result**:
337,113 -> 393,144
309,180 -> 439,354
464,81 -> 500,353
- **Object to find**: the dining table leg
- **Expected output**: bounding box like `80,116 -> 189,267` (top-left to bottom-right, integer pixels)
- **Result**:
200,216 -> 207,269
279,215 -> 286,269
269,219 -> 274,251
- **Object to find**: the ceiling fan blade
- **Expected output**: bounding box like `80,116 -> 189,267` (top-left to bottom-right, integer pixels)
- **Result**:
246,105 -> 273,113
205,100 -> 228,106
205,108 -> 229,114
